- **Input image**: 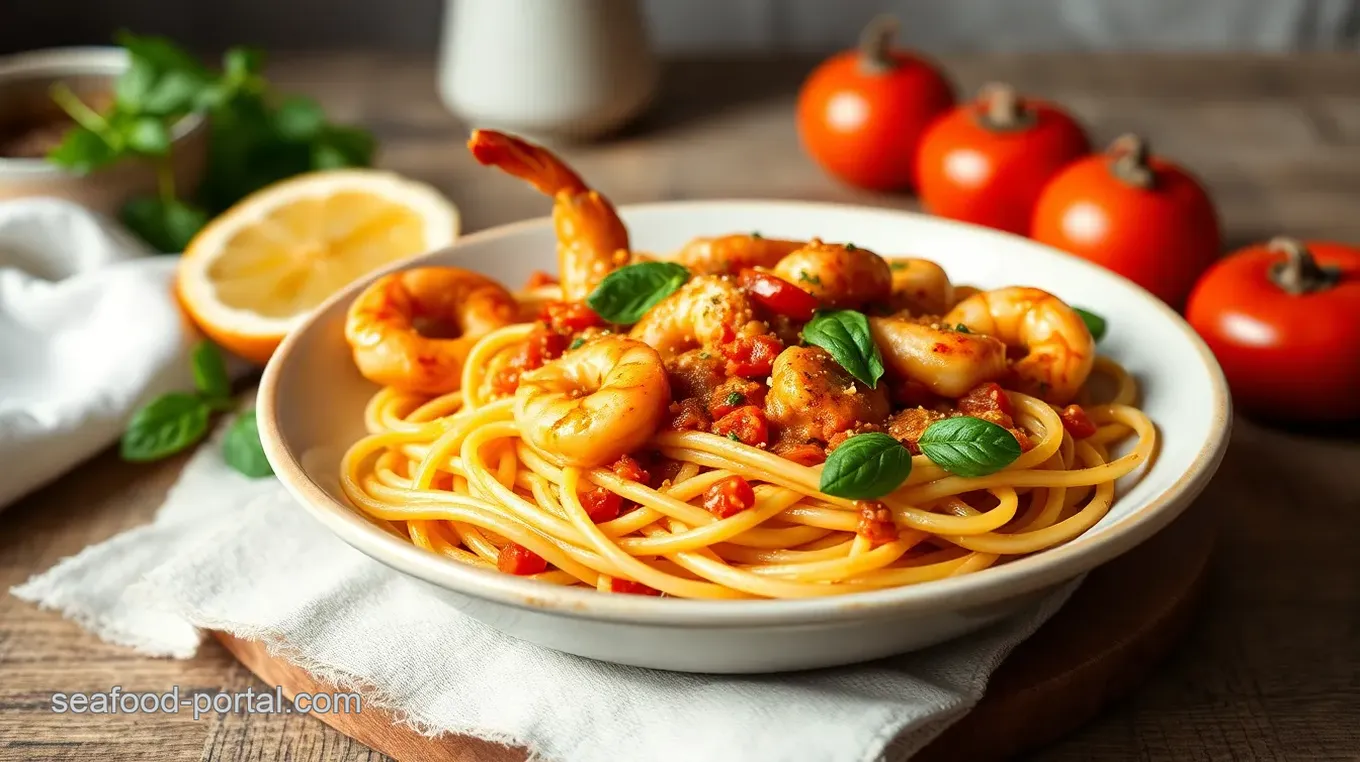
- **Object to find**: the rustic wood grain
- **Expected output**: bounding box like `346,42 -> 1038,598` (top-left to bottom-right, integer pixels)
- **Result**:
2,53 -> 1359,762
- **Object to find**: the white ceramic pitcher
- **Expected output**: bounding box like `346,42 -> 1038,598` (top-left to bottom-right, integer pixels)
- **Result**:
438,0 -> 658,141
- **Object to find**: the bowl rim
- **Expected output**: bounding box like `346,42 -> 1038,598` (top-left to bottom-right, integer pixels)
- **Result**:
258,198 -> 1232,627
0,46 -> 205,176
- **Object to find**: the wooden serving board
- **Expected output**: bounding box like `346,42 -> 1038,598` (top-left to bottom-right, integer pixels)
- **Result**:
213,503 -> 1215,762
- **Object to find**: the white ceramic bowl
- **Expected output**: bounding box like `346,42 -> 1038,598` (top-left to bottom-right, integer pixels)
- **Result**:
258,200 -> 1231,674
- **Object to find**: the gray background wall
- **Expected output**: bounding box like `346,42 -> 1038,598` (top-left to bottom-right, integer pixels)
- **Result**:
2,0 -> 1359,54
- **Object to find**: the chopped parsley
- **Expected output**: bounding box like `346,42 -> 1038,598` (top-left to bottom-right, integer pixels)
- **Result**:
890,261 -> 910,271
699,351 -> 711,360
726,432 -> 742,441
954,324 -> 970,334
568,337 -> 586,350
797,271 -> 822,285
750,231 -> 762,239
845,242 -> 857,251
724,391 -> 745,406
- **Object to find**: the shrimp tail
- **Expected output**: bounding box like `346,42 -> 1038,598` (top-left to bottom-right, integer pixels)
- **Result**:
467,129 -> 588,197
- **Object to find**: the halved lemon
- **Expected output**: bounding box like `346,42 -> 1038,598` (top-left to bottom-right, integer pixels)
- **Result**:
176,169 -> 459,364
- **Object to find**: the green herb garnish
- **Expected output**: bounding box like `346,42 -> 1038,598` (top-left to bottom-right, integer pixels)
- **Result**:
890,261 -> 909,271
801,309 -> 884,388
918,417 -> 1022,478
954,323 -> 971,334
726,432 -> 742,441
845,242 -> 857,251
797,271 -> 822,286
568,337 -> 586,351
47,32 -> 374,252
724,391 -> 745,407
750,231 -> 762,239
119,340 -> 271,477
586,261 -> 690,324
819,433 -> 913,499
1073,307 -> 1108,342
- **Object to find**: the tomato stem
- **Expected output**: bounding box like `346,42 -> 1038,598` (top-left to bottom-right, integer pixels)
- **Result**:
1107,134 -> 1156,190
975,82 -> 1035,132
1268,237 -> 1341,295
857,15 -> 900,75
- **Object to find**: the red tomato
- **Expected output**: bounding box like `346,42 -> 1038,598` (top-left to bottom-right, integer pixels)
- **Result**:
1058,404 -> 1098,439
497,544 -> 547,576
579,486 -> 622,523
608,578 -> 662,596
738,269 -> 819,321
796,15 -> 955,191
539,301 -> 605,334
1186,238 -> 1360,421
702,476 -> 757,519
916,83 -> 1089,235
1031,134 -> 1221,308
711,406 -> 770,448
720,334 -> 784,378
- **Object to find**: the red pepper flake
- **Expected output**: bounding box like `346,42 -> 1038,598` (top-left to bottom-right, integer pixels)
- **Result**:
497,543 -> 547,575
1059,404 -> 1098,439
855,502 -> 899,546
702,475 -> 756,519
711,405 -> 770,448
608,578 -> 662,596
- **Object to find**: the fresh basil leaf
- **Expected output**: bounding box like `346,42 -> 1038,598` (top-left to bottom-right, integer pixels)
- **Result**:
120,196 -> 209,253
142,69 -> 210,116
191,341 -> 231,401
223,410 -> 274,478
819,432 -> 913,499
223,47 -> 265,83
120,392 -> 210,462
801,309 -> 884,388
586,262 -> 690,324
125,116 -> 171,155
314,125 -> 376,167
46,127 -> 118,175
273,96 -> 326,141
918,417 -> 1022,478
114,32 -> 211,116
1073,307 -> 1107,342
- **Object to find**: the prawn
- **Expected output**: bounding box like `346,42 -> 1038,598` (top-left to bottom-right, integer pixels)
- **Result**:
345,267 -> 518,395
468,130 -> 629,302
943,287 -> 1095,404
629,274 -> 757,359
514,335 -> 671,467
868,314 -> 1009,398
772,239 -> 893,309
675,233 -> 805,275
765,346 -> 890,444
886,258 -> 954,316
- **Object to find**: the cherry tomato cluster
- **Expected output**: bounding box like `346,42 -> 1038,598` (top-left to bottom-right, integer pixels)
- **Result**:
797,15 -> 1360,421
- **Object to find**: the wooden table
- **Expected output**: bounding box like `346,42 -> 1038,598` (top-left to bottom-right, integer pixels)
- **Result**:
3,53 -> 1359,761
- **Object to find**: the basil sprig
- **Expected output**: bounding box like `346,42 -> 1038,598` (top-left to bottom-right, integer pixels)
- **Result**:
586,261 -> 689,324
1073,307 -> 1107,342
801,309 -> 884,388
819,433 -> 913,499
119,340 -> 272,477
918,417 -> 1022,477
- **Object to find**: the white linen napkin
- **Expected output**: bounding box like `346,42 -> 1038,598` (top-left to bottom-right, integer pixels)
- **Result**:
14,422 -> 1079,762
0,198 -> 197,508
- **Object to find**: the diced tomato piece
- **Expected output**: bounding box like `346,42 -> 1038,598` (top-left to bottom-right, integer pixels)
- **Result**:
524,270 -> 559,289
1059,404 -> 1098,439
667,398 -> 712,431
608,578 -> 662,596
737,268 -> 819,321
711,405 -> 770,447
707,378 -> 768,419
777,443 -> 826,466
610,454 -> 650,484
720,334 -> 784,378
702,475 -> 756,519
490,327 -> 568,396
580,486 -> 622,522
856,502 -> 899,546
959,381 -> 1014,420
539,301 -> 606,334
498,543 -> 547,575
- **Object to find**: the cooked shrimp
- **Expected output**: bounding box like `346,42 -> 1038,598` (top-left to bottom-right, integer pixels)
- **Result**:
468,130 -> 629,302
887,258 -> 954,316
676,233 -> 805,275
772,240 -> 892,308
868,314 -> 1009,398
944,287 -> 1095,404
766,346 -> 890,444
514,336 -> 671,467
345,267 -> 518,395
629,275 -> 756,358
